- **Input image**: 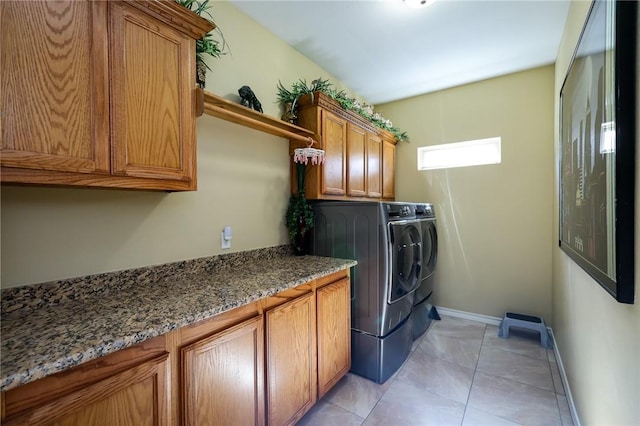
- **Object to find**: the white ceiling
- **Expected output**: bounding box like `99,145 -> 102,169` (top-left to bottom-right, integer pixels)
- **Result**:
228,0 -> 571,104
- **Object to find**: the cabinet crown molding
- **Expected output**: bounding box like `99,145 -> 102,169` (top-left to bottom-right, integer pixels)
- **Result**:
123,0 -> 214,40
297,91 -> 396,140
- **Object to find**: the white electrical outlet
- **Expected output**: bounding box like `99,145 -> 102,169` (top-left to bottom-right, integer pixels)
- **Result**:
221,226 -> 232,249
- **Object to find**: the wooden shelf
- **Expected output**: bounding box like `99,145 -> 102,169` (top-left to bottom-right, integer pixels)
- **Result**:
198,89 -> 316,144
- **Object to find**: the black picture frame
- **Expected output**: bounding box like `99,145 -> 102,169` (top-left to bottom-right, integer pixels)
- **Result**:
559,0 -> 636,304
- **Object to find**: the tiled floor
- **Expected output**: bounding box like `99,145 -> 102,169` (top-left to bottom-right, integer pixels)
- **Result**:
298,315 -> 574,426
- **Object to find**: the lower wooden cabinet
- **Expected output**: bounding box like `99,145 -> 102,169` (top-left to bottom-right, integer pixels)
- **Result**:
46,355 -> 170,426
181,315 -> 264,426
1,270 -> 351,426
266,292 -> 316,426
317,276 -> 351,398
2,349 -> 170,426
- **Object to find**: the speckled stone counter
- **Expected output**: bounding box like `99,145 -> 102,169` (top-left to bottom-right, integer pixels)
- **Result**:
0,246 -> 356,392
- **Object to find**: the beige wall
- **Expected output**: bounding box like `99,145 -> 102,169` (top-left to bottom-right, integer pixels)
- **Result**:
0,2 -> 351,288
376,66 -> 555,321
552,2 -> 640,425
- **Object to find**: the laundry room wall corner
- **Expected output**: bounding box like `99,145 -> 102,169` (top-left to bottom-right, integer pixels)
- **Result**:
376,66 -> 555,321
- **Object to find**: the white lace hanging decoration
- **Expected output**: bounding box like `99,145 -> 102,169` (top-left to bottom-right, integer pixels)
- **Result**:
293,138 -> 325,165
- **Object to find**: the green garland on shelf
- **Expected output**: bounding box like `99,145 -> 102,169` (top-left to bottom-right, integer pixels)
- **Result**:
276,78 -> 409,143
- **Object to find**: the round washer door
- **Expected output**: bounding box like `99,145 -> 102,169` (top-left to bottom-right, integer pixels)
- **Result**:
420,220 -> 438,280
388,221 -> 422,303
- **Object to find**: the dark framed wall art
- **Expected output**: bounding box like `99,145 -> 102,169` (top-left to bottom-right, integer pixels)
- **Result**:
559,0 -> 637,304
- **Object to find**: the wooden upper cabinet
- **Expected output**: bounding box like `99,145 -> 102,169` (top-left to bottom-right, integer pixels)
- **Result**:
290,92 -> 396,200
0,0 -> 211,191
110,2 -> 195,184
181,316 -> 265,426
382,134 -> 397,200
366,132 -> 382,198
320,110 -> 347,197
0,1 -> 110,175
292,103 -> 347,198
346,123 -> 366,197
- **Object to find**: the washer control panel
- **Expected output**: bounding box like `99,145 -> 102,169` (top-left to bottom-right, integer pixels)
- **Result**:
384,202 -> 415,220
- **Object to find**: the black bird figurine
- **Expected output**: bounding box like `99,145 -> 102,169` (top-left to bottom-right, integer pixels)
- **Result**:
238,86 -> 263,113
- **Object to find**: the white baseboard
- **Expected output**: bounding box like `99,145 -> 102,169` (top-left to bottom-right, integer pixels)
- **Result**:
548,328 -> 581,426
434,306 -> 581,426
434,306 -> 502,326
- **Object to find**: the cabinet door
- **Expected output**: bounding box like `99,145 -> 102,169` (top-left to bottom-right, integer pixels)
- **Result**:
109,2 -> 196,186
182,316 -> 264,426
266,292 -> 316,426
317,277 -> 351,398
366,133 -> 382,198
320,111 -> 347,196
382,137 -> 396,200
5,354 -> 170,426
346,123 -> 366,197
0,1 -> 110,175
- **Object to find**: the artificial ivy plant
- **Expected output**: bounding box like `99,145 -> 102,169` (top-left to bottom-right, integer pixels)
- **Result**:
285,163 -> 314,255
277,78 -> 409,143
285,193 -> 314,243
175,0 -> 228,73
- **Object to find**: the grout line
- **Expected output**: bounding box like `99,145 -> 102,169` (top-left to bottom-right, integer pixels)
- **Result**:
325,401 -> 366,424
548,328 -> 581,426
546,346 -> 567,425
460,321 -> 487,425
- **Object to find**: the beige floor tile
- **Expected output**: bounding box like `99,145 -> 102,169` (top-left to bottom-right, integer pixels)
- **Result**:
363,380 -> 466,426
430,316 -> 487,340
417,330 -> 483,369
411,327 -> 430,352
411,319 -> 438,351
323,373 -> 392,419
556,394 -> 574,426
462,406 -> 522,426
297,400 -> 365,426
311,318 -> 571,426
468,371 -> 561,425
396,349 -> 475,404
483,325 -> 549,360
476,346 -> 554,391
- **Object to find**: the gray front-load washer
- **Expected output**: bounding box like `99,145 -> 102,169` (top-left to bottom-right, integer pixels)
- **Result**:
311,201 -> 422,383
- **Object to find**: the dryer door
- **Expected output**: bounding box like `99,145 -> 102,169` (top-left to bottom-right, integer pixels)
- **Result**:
420,220 -> 438,280
388,221 -> 422,303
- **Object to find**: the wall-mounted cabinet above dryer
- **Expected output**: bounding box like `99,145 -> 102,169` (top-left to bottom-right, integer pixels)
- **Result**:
289,92 -> 397,201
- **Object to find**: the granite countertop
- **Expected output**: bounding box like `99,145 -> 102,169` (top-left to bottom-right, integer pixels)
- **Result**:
0,246 -> 357,392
